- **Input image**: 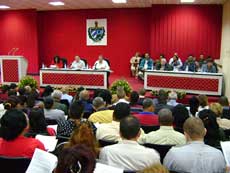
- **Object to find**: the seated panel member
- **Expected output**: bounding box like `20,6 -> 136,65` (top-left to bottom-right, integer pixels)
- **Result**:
182,55 -> 196,72
201,59 -> 217,73
130,52 -> 141,77
50,55 -> 63,68
93,55 -> 110,70
169,53 -> 183,71
70,55 -> 85,69
139,53 -> 154,71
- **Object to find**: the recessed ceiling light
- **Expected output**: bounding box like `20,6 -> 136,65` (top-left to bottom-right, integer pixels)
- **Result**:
0,5 -> 10,9
112,0 -> 127,3
181,0 -> 195,3
49,1 -> 65,6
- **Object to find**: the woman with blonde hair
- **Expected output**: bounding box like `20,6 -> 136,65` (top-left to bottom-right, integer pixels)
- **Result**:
139,164 -> 169,173
64,120 -> 99,157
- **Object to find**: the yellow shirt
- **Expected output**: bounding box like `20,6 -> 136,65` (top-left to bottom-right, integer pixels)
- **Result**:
88,110 -> 113,123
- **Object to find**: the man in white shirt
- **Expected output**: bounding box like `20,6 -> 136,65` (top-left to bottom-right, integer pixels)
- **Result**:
70,55 -> 85,69
61,87 -> 73,105
164,117 -> 226,173
93,55 -> 110,70
167,91 -> 179,107
96,102 -> 130,141
100,116 -> 160,171
169,53 -> 183,71
113,86 -> 129,106
138,108 -> 186,145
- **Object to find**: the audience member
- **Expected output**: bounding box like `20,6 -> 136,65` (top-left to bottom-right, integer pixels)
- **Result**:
130,91 -> 143,113
61,87 -> 73,105
113,86 -> 129,105
79,90 -> 93,114
0,109 -> 45,158
26,108 -> 56,137
218,96 -> 230,119
52,90 -> 68,115
88,97 -> 113,123
57,101 -> 84,137
133,98 -> 159,126
138,88 -> 146,105
44,97 -> 65,121
55,144 -> 96,173
154,90 -> 173,114
41,85 -> 54,97
188,96 -> 199,116
97,89 -> 112,107
99,116 -> 160,171
96,102 -> 130,141
139,164 -> 169,173
65,121 -> 98,157
138,109 -> 185,145
167,91 -> 179,107
198,94 -> 209,112
164,117 -> 226,173
198,109 -> 226,147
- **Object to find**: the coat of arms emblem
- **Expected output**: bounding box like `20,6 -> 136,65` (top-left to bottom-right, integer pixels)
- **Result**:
88,21 -> 105,42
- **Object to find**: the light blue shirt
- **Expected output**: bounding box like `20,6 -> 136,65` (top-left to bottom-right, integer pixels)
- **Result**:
163,141 -> 226,173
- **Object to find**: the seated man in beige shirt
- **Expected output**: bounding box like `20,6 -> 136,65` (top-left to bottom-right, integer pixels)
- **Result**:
88,97 -> 113,123
138,108 -> 186,145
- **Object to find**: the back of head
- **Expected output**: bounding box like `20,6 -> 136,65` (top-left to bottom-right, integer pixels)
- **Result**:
4,95 -> 20,110
172,104 -> 189,128
56,144 -> 96,173
7,89 -> 17,97
139,88 -> 146,96
168,91 -> 177,100
189,96 -> 199,116
44,96 -> 54,109
69,101 -> 84,119
120,116 -> 140,140
210,103 -> 223,117
198,95 -> 208,108
183,117 -> 206,140
9,83 -> 17,90
158,89 -> 168,104
143,98 -> 154,110
116,86 -> 126,99
92,97 -> 105,110
67,121 -> 96,155
158,109 -> 173,126
26,94 -> 36,108
42,85 -> 53,97
79,90 -> 90,101
113,102 -> 130,121
218,96 -> 229,107
0,109 -> 27,141
130,91 -> 139,105
51,90 -> 63,101
29,108 -> 47,133
98,89 -> 112,105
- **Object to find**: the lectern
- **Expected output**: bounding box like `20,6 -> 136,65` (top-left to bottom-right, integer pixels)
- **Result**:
0,56 -> 28,84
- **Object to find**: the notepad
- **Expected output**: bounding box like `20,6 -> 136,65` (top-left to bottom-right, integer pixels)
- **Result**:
94,163 -> 123,173
221,141 -> 230,166
35,135 -> 58,152
26,148 -> 57,173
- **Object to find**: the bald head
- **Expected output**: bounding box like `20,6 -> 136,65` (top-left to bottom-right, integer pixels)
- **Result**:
79,90 -> 90,101
183,117 -> 206,140
158,109 -> 173,126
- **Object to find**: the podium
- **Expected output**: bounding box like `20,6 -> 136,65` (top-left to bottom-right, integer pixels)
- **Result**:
0,56 -> 28,84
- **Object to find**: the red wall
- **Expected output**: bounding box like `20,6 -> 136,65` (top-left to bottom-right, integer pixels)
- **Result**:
150,5 -> 222,61
0,5 -> 223,75
38,8 -> 151,75
0,10 -> 39,74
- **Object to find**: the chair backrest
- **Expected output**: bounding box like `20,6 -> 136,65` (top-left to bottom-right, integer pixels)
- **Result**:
81,59 -> 88,68
104,58 -> 110,67
143,143 -> 174,163
45,118 -> 58,125
0,156 -> 31,173
141,125 -> 160,133
61,58 -> 68,68
60,99 -> 70,109
98,139 -> 118,147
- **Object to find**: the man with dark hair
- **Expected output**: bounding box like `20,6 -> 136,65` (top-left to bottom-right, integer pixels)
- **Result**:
138,109 -> 185,145
133,98 -> 159,126
164,117 -> 226,173
0,109 -> 45,158
96,102 -> 131,141
99,116 -> 160,171
43,96 -> 65,121
88,97 -> 113,123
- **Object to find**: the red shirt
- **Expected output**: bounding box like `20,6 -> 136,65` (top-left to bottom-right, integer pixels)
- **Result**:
133,112 -> 159,126
0,136 -> 45,158
47,127 -> 56,136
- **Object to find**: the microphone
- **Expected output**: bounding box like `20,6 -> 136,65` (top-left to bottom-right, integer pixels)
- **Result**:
8,48 -> 15,55
12,48 -> 19,55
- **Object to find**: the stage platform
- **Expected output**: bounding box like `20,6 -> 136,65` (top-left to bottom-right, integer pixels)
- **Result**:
0,74 -> 221,105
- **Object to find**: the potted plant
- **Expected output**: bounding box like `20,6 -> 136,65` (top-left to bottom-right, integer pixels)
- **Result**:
18,76 -> 38,89
110,79 -> 132,95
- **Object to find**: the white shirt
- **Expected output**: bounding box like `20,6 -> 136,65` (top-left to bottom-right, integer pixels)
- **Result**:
96,121 -> 145,142
113,98 -> 130,106
44,109 -> 65,121
164,141 -> 226,173
61,93 -> 73,105
99,140 -> 160,171
169,57 -> 183,70
93,60 -> 110,70
138,126 -> 186,145
70,60 -> 85,69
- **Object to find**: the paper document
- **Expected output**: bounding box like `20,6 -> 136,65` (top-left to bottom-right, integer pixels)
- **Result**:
94,163 -> 123,173
35,135 -> 58,152
221,141 -> 230,166
26,148 -> 57,173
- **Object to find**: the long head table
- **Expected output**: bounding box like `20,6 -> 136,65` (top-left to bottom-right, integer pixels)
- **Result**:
144,70 -> 223,96
40,68 -> 109,89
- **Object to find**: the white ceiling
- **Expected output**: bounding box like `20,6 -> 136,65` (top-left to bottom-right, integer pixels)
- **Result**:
0,0 -> 227,11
